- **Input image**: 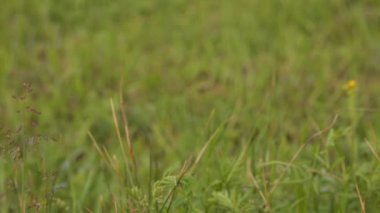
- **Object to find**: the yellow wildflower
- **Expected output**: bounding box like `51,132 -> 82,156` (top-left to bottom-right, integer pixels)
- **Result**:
343,80 -> 357,93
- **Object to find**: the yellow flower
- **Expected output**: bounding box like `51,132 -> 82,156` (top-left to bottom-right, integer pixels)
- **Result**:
343,80 -> 357,93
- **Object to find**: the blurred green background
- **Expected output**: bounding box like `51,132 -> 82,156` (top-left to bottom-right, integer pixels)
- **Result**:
1,0 -> 380,212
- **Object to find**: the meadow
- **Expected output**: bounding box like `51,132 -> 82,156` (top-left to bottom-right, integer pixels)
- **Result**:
1,0 -> 380,212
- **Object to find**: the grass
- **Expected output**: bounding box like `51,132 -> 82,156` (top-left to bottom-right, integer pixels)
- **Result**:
1,0 -> 380,212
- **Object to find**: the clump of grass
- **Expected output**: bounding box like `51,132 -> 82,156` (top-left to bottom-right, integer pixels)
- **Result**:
87,96 -> 222,212
0,83 -> 59,212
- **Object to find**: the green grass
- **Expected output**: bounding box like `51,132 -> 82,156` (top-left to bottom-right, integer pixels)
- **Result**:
1,0 -> 380,212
